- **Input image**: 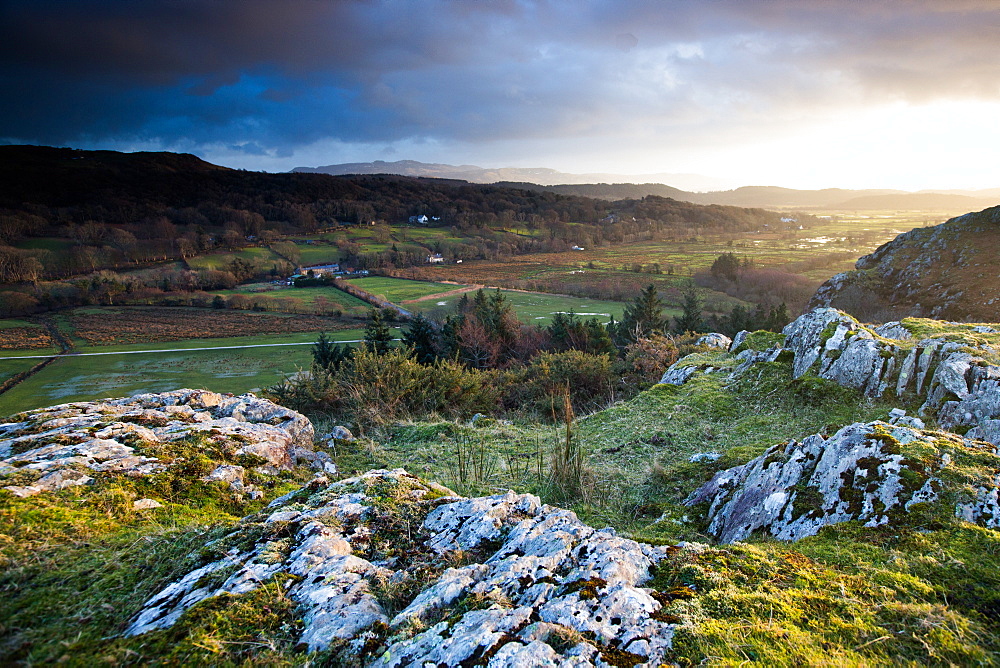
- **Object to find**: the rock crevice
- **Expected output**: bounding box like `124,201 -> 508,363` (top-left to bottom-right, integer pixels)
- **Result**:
1,389 -> 318,498
125,469 -> 683,666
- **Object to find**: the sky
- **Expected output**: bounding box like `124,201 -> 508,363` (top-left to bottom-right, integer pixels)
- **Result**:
2,0 -> 999,191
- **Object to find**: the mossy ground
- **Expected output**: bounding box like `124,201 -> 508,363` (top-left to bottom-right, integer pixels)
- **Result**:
0,490 -> 281,664
324,351 -> 1000,665
0,429 -> 311,666
3,342 -> 1000,665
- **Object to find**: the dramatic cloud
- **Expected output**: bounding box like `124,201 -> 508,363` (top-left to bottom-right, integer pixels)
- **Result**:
2,0 -> 999,188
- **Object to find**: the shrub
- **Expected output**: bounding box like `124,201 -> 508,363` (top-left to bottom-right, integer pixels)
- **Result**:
504,350 -> 618,417
625,334 -> 679,384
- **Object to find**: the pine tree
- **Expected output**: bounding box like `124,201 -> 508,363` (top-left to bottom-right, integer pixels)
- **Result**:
547,311 -> 573,351
583,317 -> 616,356
672,284 -> 705,334
439,313 -> 464,359
312,331 -> 350,371
402,313 -> 439,364
363,308 -> 394,354
720,303 -> 754,337
620,284 -> 666,343
762,302 -> 790,332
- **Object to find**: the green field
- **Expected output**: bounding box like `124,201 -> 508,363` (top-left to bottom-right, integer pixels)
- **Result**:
212,284 -> 371,315
344,276 -> 458,302
343,276 -> 634,325
186,247 -> 285,271
14,237 -> 75,253
0,318 -> 42,330
293,242 -> 342,266
0,329 -> 376,416
405,287 -> 636,324
0,357 -> 39,387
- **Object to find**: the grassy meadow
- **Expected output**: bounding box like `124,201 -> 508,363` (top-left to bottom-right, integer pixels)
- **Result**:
396,210 -> 949,312
0,306 -> 375,415
408,287 -> 634,324
0,328 -> 372,415
186,246 -> 286,271
210,283 -> 372,316
344,276 -> 458,302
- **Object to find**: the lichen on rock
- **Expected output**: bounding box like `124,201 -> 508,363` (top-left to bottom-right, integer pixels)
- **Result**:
0,389 -> 319,498
687,420 -> 1000,543
124,468 -> 685,666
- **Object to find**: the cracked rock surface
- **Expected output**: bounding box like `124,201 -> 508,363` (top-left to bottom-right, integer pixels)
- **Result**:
683,308 -> 1000,449
126,469 -> 682,667
0,389 -> 316,498
688,421 -> 1000,543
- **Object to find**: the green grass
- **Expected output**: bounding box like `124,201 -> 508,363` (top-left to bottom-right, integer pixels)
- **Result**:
3,336 -> 999,664
13,237 -> 74,253
369,355 -> 901,522
0,318 -> 43,330
0,357 -> 40,386
186,247 -> 284,271
352,351 -> 1000,665
0,329 -> 374,416
0,428 -> 310,665
404,287 -> 634,325
294,243 -> 342,265
901,317 -> 1000,348
212,284 -> 371,315
390,226 -> 458,242
344,276 -> 459,302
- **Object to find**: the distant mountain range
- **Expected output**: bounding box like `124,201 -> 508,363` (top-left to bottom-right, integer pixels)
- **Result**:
294,160 -> 1000,211
292,161 -> 733,193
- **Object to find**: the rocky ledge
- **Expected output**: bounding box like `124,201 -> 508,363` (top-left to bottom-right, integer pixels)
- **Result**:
687,420 -> 1000,543
126,468 -> 689,667
659,307 -> 1000,448
0,389 -> 320,498
809,204 -> 1000,321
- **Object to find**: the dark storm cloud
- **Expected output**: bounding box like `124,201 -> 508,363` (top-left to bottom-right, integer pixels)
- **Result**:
2,0 -> 998,159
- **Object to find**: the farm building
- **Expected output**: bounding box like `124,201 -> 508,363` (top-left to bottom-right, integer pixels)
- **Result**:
301,263 -> 340,275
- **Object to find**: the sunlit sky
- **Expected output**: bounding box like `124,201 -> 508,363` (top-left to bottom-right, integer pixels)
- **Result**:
3,0 -> 999,191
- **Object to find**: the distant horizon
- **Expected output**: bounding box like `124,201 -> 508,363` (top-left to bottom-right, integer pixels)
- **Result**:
14,142 -> 1000,196
288,156 -> 1000,195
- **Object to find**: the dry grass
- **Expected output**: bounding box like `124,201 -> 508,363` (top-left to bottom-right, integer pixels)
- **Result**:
0,326 -> 54,350
69,307 -> 354,346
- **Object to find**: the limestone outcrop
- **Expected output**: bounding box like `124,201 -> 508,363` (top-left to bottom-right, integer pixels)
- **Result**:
809,204 -> 1000,322
0,389 -> 317,498
687,421 -> 1000,543
126,468 -> 685,666
778,309 -> 1000,443
661,308 -> 1000,448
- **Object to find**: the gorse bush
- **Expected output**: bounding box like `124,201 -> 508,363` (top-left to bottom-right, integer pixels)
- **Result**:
344,347 -> 501,427
266,346 -> 501,429
503,350 -> 620,417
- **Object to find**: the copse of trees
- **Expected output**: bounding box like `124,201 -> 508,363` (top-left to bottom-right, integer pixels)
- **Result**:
696,252 -> 816,315
710,252 -> 754,282
269,286 -> 713,426
707,302 -> 790,338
